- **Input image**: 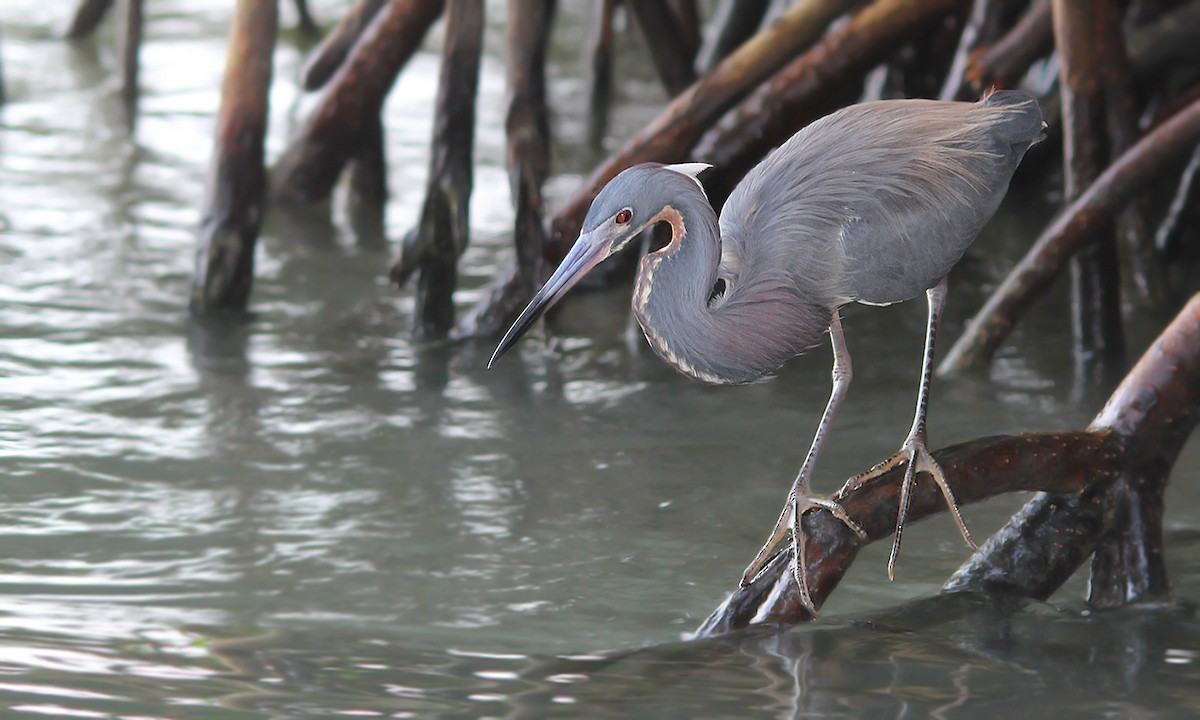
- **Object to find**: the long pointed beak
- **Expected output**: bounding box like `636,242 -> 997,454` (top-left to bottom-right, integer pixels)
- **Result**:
489,229 -> 613,368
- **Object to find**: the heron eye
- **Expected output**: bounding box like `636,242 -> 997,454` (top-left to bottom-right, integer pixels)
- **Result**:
615,208 -> 633,225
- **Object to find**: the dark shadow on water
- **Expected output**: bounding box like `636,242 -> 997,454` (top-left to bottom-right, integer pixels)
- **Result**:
186,311 -> 255,380
266,203 -> 341,251
186,314 -> 261,453
199,594 -> 1200,718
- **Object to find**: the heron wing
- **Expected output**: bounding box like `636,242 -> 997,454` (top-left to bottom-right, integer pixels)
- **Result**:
718,93 -> 1042,307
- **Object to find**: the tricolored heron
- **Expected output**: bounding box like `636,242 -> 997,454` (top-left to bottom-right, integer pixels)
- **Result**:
490,91 -> 1044,611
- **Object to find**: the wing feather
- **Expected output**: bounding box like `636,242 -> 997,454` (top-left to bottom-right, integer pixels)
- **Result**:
716,93 -> 1042,307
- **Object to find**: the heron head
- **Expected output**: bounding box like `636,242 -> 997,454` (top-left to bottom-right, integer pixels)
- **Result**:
489,162 -> 712,367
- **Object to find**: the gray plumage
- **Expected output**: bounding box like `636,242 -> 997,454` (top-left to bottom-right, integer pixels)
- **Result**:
619,90 -> 1044,384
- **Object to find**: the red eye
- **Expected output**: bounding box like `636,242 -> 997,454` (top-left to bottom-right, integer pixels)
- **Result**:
615,208 -> 632,225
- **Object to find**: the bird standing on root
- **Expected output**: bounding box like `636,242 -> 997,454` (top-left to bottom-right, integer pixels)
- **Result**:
490,91 -> 1045,612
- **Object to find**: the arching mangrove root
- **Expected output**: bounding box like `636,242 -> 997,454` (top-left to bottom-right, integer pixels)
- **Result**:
700,293 -> 1200,635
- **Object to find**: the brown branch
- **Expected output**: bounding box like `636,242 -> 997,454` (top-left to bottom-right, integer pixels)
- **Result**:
1055,0 -> 1125,370
120,0 -> 144,117
940,0 -> 1022,101
448,0 -> 553,340
964,0 -> 1051,91
461,0 -> 855,334
1126,0 -> 1200,80
292,0 -> 320,36
696,0 -> 771,73
938,96 -> 1200,374
190,0 -> 278,314
586,0 -> 618,151
505,0 -> 553,294
697,432 -> 1119,634
401,0 -> 483,338
948,293 -> 1200,605
628,0 -> 697,96
64,0 -> 115,39
878,11 -> 967,102
699,292 -> 1200,635
666,0 -> 702,64
1098,0 -> 1168,310
300,0 -> 388,91
966,0 -> 1200,99
345,115 -> 388,248
1155,145 -> 1200,258
273,0 -> 445,207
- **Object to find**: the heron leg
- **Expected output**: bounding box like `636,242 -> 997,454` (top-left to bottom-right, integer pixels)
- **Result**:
836,277 -> 976,581
740,312 -> 866,613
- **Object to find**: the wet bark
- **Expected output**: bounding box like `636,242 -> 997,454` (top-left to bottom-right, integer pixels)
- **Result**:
666,0 -> 702,64
190,0 -> 278,314
452,1 -> 554,340
964,0 -> 1051,92
1155,145 -> 1200,259
586,0 -> 618,151
394,0 -> 482,339
300,0 -> 388,91
1055,0 -> 1126,375
1097,2 -> 1167,310
697,0 -> 771,73
121,0 -> 144,117
65,0 -> 115,39
628,0 -> 697,96
937,97 -> 1200,374
1125,0 -> 1200,81
699,432 -> 1120,633
948,293 -> 1200,606
273,0 -> 445,207
878,13 -> 967,102
292,0 -> 319,36
699,293 -> 1200,635
940,0 -> 1021,101
965,0 -> 1199,95
346,114 -> 388,249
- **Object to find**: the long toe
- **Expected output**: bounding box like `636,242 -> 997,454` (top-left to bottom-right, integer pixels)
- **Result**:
789,518 -> 817,615
741,501 -> 794,587
886,438 -> 977,580
808,497 -> 867,540
841,438 -> 977,582
905,439 -> 975,550
741,494 -> 864,612
791,496 -> 865,615
835,452 -> 909,499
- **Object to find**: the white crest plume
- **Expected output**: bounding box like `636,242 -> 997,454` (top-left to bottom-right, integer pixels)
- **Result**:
663,162 -> 713,196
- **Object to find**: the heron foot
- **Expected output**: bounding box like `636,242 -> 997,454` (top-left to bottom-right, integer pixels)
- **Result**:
740,493 -> 866,614
838,435 -> 976,581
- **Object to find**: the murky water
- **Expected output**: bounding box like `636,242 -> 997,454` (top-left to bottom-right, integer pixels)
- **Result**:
2,1 -> 1199,717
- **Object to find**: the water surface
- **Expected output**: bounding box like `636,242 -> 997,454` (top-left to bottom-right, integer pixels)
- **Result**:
1,1 -> 1199,717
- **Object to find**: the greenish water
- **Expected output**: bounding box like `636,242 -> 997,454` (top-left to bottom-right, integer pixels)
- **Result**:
1,1 -> 1198,717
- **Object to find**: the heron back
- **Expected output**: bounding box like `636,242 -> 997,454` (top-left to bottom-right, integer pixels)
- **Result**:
717,91 -> 1044,307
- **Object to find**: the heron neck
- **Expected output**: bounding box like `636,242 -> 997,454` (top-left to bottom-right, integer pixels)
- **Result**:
632,201 -> 725,383
632,196 -> 832,385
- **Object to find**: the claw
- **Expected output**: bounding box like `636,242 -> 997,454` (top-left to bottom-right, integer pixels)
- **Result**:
839,435 -> 975,582
741,493 -> 867,614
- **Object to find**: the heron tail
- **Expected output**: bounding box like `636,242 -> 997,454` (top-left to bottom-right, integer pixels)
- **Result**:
982,89 -> 1046,146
